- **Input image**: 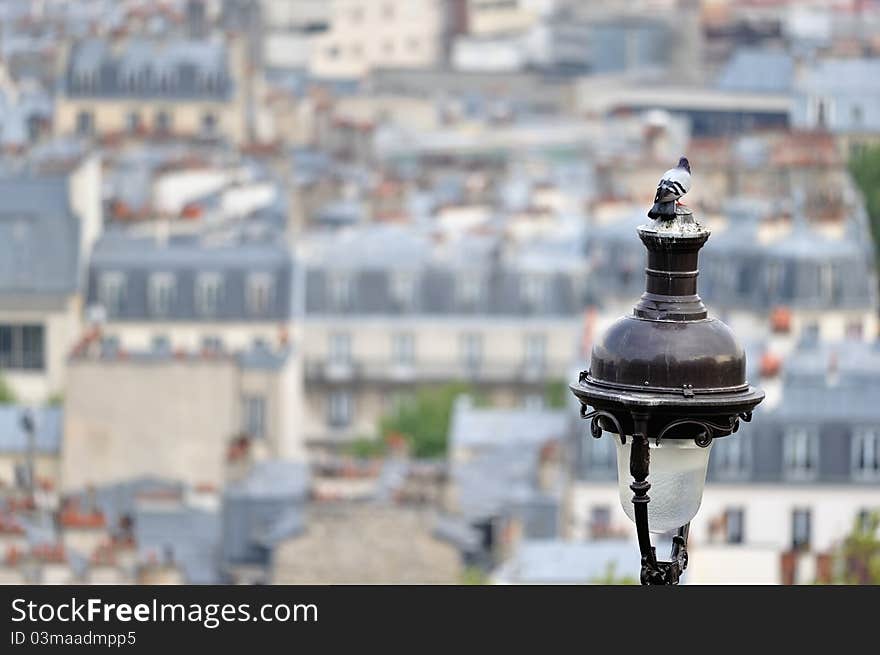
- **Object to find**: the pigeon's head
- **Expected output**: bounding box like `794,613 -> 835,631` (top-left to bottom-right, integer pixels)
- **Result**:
677,156 -> 691,173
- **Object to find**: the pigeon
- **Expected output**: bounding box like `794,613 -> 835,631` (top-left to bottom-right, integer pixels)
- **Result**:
647,156 -> 691,220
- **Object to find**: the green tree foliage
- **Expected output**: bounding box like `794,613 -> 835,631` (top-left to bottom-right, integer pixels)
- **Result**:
378,384 -> 480,459
588,561 -> 638,585
831,511 -> 880,584
543,379 -> 568,408
849,145 -> 880,261
343,436 -> 387,459
460,567 -> 488,585
0,374 -> 16,404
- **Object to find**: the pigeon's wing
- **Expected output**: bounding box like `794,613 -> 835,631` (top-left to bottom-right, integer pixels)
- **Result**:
654,167 -> 690,202
653,182 -> 676,203
664,167 -> 691,196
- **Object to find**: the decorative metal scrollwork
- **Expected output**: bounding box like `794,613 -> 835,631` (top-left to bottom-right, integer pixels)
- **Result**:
580,407 -> 626,444
654,415 -> 740,447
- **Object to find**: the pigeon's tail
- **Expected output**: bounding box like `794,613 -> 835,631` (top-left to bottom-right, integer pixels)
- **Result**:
647,200 -> 676,220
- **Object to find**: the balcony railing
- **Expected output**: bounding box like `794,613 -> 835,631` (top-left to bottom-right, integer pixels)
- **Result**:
305,358 -> 556,385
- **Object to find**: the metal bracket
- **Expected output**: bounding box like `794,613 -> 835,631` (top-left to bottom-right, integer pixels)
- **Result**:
581,407 -> 627,444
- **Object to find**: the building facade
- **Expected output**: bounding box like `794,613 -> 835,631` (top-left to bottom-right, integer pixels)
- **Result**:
0,155 -> 102,403
62,345 -> 304,491
309,0 -> 447,79
300,226 -> 584,448
55,36 -> 253,145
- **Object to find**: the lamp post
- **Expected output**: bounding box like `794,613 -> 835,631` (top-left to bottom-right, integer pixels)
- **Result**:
570,207 -> 764,585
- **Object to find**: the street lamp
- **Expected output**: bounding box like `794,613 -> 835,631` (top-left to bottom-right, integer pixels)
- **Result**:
570,207 -> 764,585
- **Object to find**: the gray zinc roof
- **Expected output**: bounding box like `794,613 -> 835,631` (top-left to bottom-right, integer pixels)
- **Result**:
65,37 -> 232,101
0,173 -> 80,294
135,506 -> 221,584
0,406 -> 62,454
492,539 -> 641,584
87,226 -> 296,322
224,460 -> 311,500
450,396 -> 568,451
717,48 -> 794,93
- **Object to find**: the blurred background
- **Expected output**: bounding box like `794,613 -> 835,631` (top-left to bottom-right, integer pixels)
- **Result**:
0,0 -> 878,585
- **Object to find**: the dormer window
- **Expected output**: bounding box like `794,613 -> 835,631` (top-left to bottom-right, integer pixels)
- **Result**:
521,274 -> 547,310
456,272 -> 483,307
852,427 -> 880,480
783,427 -> 819,480
390,272 -> 416,309
195,273 -> 224,317
98,272 -> 127,316
247,273 -> 275,316
713,435 -> 750,479
589,433 -> 615,471
148,273 -> 176,317
328,273 -> 353,311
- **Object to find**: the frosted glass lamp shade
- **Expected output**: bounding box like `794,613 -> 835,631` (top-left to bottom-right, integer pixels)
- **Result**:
615,438 -> 713,534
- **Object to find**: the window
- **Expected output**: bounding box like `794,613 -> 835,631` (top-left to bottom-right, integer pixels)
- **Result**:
819,263 -> 835,302
857,509 -> 875,533
98,272 -> 127,316
126,111 -> 142,133
524,333 -> 546,369
590,506 -> 611,537
801,322 -> 820,343
241,395 -> 267,438
456,272 -> 483,307
390,272 -> 416,309
201,336 -> 223,353
247,273 -> 275,316
0,324 -> 44,370
792,508 -> 812,551
521,274 -> 546,309
852,428 -> 880,480
391,333 -> 414,366
725,508 -> 745,544
76,111 -> 93,136
148,273 -> 176,317
329,332 -> 351,366
328,391 -> 353,428
589,435 -> 615,470
100,335 -> 119,357
846,320 -> 863,340
151,335 -> 170,353
155,110 -> 172,133
783,428 -> 818,480
195,273 -> 224,317
851,104 -> 863,127
813,97 -> 833,128
201,112 -> 217,135
328,273 -> 352,310
460,333 -> 483,372
713,436 -> 750,478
